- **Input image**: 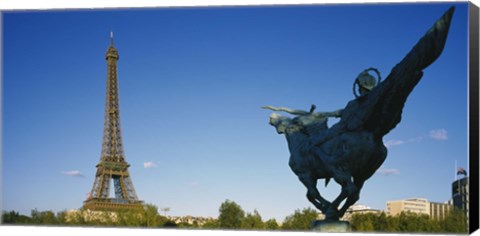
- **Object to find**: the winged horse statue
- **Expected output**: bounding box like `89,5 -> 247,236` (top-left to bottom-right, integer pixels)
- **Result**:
263,7 -> 455,221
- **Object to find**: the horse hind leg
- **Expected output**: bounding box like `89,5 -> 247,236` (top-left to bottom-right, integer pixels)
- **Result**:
338,179 -> 364,218
325,170 -> 357,220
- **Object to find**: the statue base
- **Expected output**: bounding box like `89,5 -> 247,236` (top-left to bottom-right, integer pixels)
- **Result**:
310,220 -> 352,232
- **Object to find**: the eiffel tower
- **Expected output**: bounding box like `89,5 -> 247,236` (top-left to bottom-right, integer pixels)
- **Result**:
83,32 -> 143,211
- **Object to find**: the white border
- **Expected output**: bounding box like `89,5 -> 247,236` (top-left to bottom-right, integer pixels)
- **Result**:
0,0 -> 478,236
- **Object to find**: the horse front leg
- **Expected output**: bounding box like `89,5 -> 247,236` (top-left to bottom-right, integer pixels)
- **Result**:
324,169 -> 356,221
298,174 -> 331,213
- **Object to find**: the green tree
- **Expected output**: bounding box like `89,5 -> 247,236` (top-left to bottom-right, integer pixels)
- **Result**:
163,220 -> 178,228
218,199 -> 245,229
384,213 -> 400,232
281,207 -> 318,230
264,218 -> 279,230
56,210 -> 67,225
443,208 -> 468,233
415,214 -> 440,232
372,212 -> 388,232
350,213 -> 375,232
66,210 -> 86,225
30,209 -> 41,224
242,209 -> 264,230
358,211 -> 438,233
111,208 -> 143,227
30,209 -> 57,225
102,211 -> 114,226
2,211 -> 32,224
177,222 -> 192,228
397,211 -> 431,232
357,218 -> 375,231
155,215 -> 171,227
350,211 -> 445,233
2,210 -> 19,224
202,218 -> 220,229
143,203 -> 161,227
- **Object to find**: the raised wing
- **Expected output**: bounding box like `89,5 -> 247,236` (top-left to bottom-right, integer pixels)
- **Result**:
328,6 -> 455,139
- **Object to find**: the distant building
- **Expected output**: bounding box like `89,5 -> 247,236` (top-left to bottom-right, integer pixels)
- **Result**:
429,201 -> 452,221
341,204 -> 382,221
168,215 -> 215,226
386,198 -> 453,221
386,198 -> 430,216
452,176 -> 469,224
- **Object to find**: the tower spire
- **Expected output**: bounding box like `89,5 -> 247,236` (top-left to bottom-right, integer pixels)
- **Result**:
110,31 -> 114,46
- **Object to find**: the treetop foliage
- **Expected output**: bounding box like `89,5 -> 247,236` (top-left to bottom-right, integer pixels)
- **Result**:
1,200 -> 467,233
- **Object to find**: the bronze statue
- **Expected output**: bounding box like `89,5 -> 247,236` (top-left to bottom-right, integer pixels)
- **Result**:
263,7 -> 455,222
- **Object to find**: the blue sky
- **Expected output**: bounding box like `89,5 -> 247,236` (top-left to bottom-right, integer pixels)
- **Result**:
2,2 -> 469,222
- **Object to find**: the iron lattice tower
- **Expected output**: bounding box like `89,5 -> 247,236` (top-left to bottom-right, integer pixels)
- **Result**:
83,33 -> 143,211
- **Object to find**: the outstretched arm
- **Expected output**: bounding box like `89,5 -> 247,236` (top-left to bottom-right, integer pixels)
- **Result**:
262,105 -> 310,115
321,109 -> 343,118
262,105 -> 343,118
